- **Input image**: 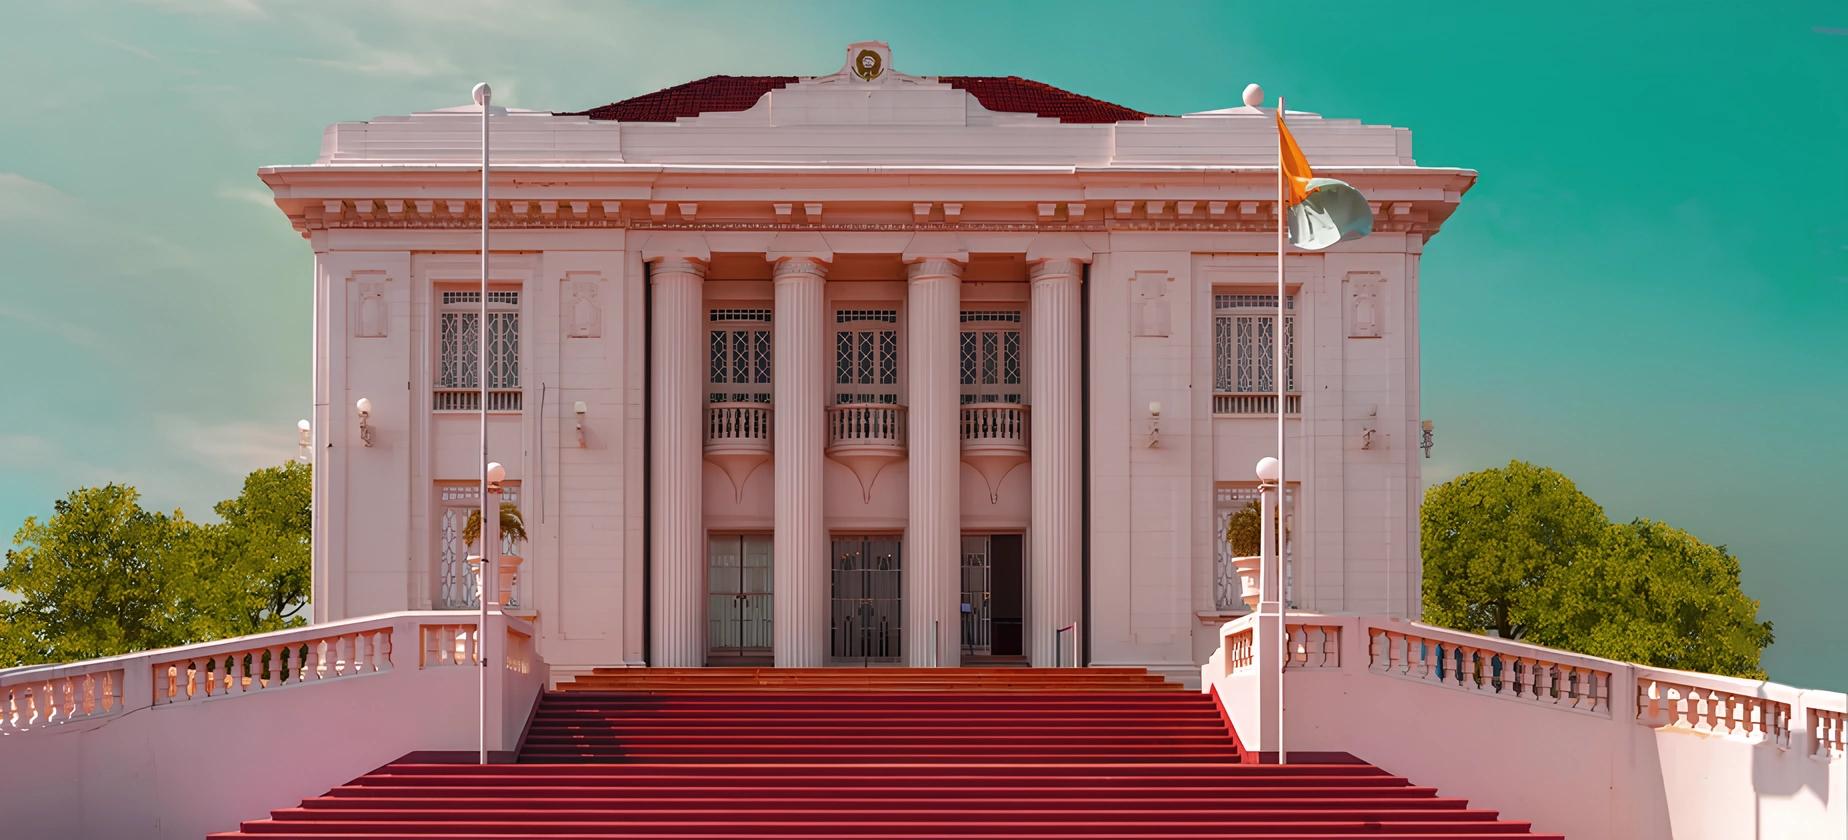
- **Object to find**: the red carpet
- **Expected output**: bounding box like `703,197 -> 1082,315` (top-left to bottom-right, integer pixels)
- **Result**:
211,668 -> 1562,839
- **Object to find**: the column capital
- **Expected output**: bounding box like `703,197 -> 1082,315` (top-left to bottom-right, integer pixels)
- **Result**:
770,255 -> 831,280
1028,257 -> 1087,282
905,256 -> 965,282
647,255 -> 708,279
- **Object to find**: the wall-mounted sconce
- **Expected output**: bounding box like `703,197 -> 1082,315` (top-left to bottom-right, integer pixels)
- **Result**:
1147,401 -> 1163,447
574,401 -> 589,448
1421,419 -> 1435,459
355,397 -> 375,447
296,419 -> 312,462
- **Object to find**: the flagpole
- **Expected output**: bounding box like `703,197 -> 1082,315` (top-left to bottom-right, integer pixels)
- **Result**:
1274,95 -> 1289,767
473,81 -> 492,767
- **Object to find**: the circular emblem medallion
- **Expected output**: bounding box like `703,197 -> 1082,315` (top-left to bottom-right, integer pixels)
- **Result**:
853,49 -> 883,81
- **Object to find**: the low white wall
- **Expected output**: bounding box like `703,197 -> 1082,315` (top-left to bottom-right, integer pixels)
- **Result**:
0,611 -> 546,840
1204,613 -> 1847,840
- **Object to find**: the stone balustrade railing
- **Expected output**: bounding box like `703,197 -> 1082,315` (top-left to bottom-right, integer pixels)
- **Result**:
1201,612 -> 1848,840
153,624 -> 395,706
705,402 -> 772,450
1368,623 -> 1613,716
1637,672 -> 1793,747
1,667 -> 125,733
827,403 -> 907,450
959,403 -> 1028,450
0,611 -> 533,735
1812,705 -> 1847,759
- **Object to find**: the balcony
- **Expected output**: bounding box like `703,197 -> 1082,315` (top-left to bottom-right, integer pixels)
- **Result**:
827,403 -> 906,501
705,403 -> 772,499
1213,392 -> 1302,416
960,403 -> 1029,502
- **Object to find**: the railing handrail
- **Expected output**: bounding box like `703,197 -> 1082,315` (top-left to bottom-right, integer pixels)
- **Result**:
0,610 -> 514,684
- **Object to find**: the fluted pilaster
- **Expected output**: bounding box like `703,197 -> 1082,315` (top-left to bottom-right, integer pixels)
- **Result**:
649,257 -> 707,667
772,257 -> 829,667
1029,258 -> 1084,666
904,257 -> 963,667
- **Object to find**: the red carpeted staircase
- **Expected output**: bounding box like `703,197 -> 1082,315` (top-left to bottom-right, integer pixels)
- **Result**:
210,667 -> 1562,839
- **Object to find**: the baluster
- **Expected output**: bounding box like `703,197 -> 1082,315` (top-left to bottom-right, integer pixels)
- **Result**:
302,641 -> 320,683
231,652 -> 247,695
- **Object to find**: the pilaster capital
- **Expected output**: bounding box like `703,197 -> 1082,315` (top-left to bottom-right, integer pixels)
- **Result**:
901,232 -> 969,277
905,256 -> 965,282
1028,257 -> 1086,283
770,255 -> 831,281
647,255 -> 708,280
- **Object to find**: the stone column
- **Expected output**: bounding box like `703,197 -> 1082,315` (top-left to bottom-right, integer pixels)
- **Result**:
1029,258 -> 1084,667
904,257 -> 963,667
648,257 -> 706,667
772,256 -> 829,667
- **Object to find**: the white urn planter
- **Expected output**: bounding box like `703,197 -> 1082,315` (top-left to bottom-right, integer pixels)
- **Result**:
1231,555 -> 1263,609
497,555 -> 524,607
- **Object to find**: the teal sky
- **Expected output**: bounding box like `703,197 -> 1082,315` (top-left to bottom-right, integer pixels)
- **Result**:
2,2 -> 1843,688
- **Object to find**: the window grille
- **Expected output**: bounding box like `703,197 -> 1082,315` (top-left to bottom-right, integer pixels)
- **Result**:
960,309 -> 1023,404
709,308 -> 772,404
437,483 -> 521,609
1212,484 -> 1296,611
836,309 -> 899,324
709,308 -> 772,323
959,310 -> 1022,324
436,289 -> 521,412
1213,292 -> 1295,410
835,308 -> 900,404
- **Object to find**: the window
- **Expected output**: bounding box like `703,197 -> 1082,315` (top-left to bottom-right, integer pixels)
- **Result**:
708,308 -> 772,403
1212,292 -> 1297,415
436,290 -> 521,411
1212,484 -> 1296,611
959,310 -> 1022,404
437,483 -> 521,609
834,308 -> 900,404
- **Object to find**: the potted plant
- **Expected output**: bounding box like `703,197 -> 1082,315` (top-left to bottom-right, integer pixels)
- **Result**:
1224,500 -> 1265,610
464,501 -> 527,608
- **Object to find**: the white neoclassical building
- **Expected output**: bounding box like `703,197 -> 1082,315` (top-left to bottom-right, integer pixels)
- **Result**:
260,41 -> 1471,680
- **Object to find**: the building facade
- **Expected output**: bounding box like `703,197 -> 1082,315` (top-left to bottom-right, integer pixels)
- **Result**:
261,42 -> 1472,679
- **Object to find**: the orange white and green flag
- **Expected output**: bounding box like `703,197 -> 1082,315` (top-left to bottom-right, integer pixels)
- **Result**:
1277,110 -> 1372,251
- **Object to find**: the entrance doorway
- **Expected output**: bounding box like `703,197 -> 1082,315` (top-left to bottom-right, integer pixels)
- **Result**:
830,536 -> 902,661
707,535 -> 772,662
961,534 -> 1024,658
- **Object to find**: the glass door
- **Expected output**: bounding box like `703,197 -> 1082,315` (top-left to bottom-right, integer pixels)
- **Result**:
830,536 -> 902,662
707,535 -> 772,661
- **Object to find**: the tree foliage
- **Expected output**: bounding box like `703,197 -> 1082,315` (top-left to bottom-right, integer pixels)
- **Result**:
1422,460 -> 1773,678
0,461 -> 313,668
1225,500 -> 1263,557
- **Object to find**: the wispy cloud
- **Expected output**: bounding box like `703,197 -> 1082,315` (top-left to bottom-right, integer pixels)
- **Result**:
216,184 -> 277,208
0,304 -> 110,355
156,415 -> 301,478
133,0 -> 269,20
0,173 -> 81,222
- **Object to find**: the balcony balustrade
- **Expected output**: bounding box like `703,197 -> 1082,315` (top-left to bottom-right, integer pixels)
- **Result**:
705,402 -> 773,499
827,403 -> 907,501
960,403 -> 1029,502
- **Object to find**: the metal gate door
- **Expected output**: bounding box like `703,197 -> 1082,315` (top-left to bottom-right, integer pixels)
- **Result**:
707,535 -> 772,658
830,536 -> 902,661
961,536 -> 992,654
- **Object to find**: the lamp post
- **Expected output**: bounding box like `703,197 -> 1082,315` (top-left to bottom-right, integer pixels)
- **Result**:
1255,456 -> 1286,764
472,80 -> 493,767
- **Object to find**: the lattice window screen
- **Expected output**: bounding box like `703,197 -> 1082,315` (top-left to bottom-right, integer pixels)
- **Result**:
436,290 -> 521,411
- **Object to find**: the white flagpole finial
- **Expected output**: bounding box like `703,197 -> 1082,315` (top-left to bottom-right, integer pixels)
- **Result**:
472,82 -> 492,106
1242,83 -> 1264,108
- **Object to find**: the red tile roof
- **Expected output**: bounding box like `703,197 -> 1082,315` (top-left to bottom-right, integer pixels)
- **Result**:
563,75 -> 1158,124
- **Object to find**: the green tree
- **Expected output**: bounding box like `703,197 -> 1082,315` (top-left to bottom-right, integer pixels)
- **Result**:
174,461 -> 313,639
0,462 -> 313,668
1422,461 -> 1607,640
1421,460 -> 1774,678
1533,519 -> 1774,678
0,484 -> 191,664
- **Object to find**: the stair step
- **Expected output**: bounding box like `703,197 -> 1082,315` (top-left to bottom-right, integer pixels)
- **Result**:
208,667 -> 1555,840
